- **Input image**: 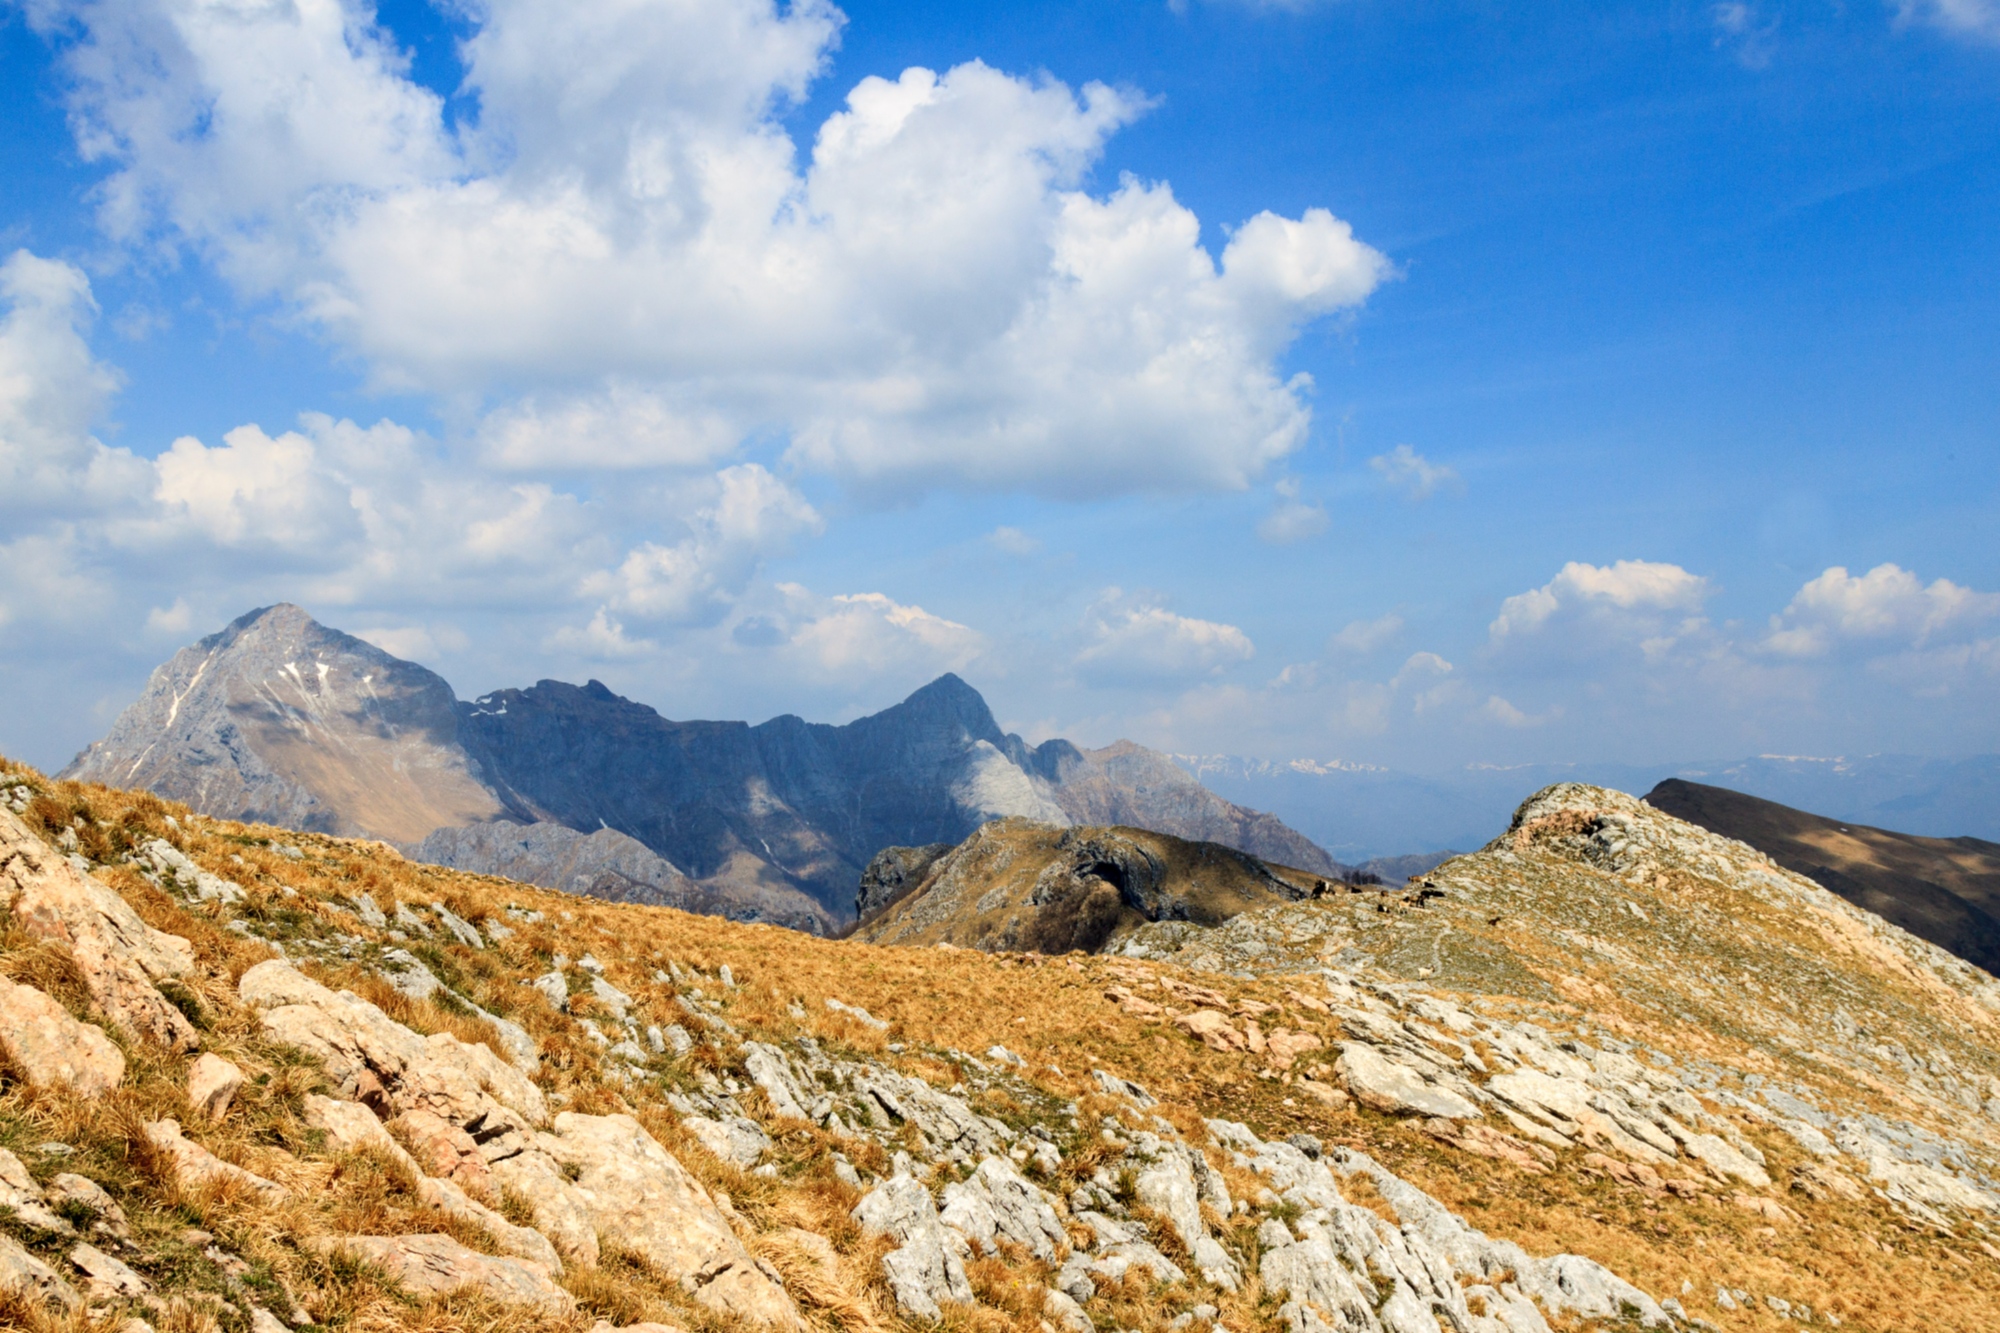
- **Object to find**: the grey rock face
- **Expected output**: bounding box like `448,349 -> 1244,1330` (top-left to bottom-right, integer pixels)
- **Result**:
857,842 -> 956,921
852,1173 -> 975,1320
63,604 -> 502,844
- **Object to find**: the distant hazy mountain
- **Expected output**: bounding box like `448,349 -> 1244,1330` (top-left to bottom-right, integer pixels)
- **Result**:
1177,752 -> 2000,861
1646,777 -> 2000,975
66,604 -> 1340,929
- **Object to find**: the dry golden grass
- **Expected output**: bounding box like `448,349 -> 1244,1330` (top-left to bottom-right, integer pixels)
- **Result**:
2,755 -> 1998,1332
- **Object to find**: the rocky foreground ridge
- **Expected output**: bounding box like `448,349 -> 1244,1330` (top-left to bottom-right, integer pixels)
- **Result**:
63,605 -> 1343,929
1,758 -> 1997,1333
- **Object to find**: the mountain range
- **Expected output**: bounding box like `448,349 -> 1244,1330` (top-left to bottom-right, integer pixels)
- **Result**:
61,604 -> 1344,930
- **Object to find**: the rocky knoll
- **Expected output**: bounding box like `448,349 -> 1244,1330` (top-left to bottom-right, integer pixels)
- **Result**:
852,820 -> 1331,953
5,756 -> 2000,1331
1645,777 -> 2000,975
67,607 -> 1340,929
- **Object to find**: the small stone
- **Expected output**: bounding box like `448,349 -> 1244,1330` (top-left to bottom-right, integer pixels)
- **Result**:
187,1053 -> 246,1122
46,1174 -> 130,1238
528,970 -> 567,1010
69,1242 -> 149,1298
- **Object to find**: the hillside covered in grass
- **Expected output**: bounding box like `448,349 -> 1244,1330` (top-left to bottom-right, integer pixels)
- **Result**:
0,756 -> 1997,1333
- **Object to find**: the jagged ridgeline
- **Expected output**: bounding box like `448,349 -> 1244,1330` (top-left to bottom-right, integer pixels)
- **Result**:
4,756 -> 2000,1333
61,604 -> 1346,934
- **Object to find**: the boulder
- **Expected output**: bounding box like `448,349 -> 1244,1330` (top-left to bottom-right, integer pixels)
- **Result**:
852,1173 -> 974,1321
1258,1226 -> 1380,1333
187,1053 -> 245,1122
683,1114 -> 771,1167
1,810 -> 198,1053
1682,1132 -> 1772,1189
239,960 -> 545,1128
142,1119 -> 288,1202
1132,1145 -> 1240,1288
742,1042 -> 812,1120
1043,1287 -> 1093,1333
1265,1029 -> 1324,1071
1175,1009 -> 1246,1052
1518,1254 -> 1671,1328
46,1173 -> 129,1238
305,1094 -> 419,1171
415,1174 -> 565,1275
313,1234 -> 574,1313
0,977 -> 125,1096
0,1232 -> 80,1311
544,1112 -> 799,1328
1337,1043 -> 1480,1120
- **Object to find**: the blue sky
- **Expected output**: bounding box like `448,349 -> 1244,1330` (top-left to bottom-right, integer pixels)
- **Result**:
1,0 -> 1996,776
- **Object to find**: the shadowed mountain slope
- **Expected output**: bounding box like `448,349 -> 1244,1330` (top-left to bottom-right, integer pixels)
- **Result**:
63,607 -> 1340,929
1644,777 -> 2000,976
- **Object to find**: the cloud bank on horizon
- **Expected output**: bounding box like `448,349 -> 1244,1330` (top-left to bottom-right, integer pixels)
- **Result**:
0,0 -> 1996,775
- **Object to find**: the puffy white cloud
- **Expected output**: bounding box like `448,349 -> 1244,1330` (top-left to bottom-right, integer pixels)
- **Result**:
1762,563 -> 2000,658
1490,559 -> 1709,640
1076,590 -> 1255,684
477,387 -> 741,471
578,464 -> 821,628
32,0 -> 1388,495
1369,443 -> 1460,501
153,424 -> 357,548
779,589 -> 986,677
0,250 -> 146,514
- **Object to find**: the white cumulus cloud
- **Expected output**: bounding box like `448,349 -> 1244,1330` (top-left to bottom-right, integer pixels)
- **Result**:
29,0 -> 1389,497
1490,559 -> 1709,640
1076,590 -> 1255,685
579,464 -> 822,628
1762,563 -> 2000,658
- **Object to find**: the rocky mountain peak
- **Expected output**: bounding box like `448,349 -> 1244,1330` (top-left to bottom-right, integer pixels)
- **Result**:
61,603 -> 501,844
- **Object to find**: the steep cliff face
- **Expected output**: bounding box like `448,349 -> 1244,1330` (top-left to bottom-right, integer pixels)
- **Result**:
455,673 -> 1077,918
60,604 -> 501,844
